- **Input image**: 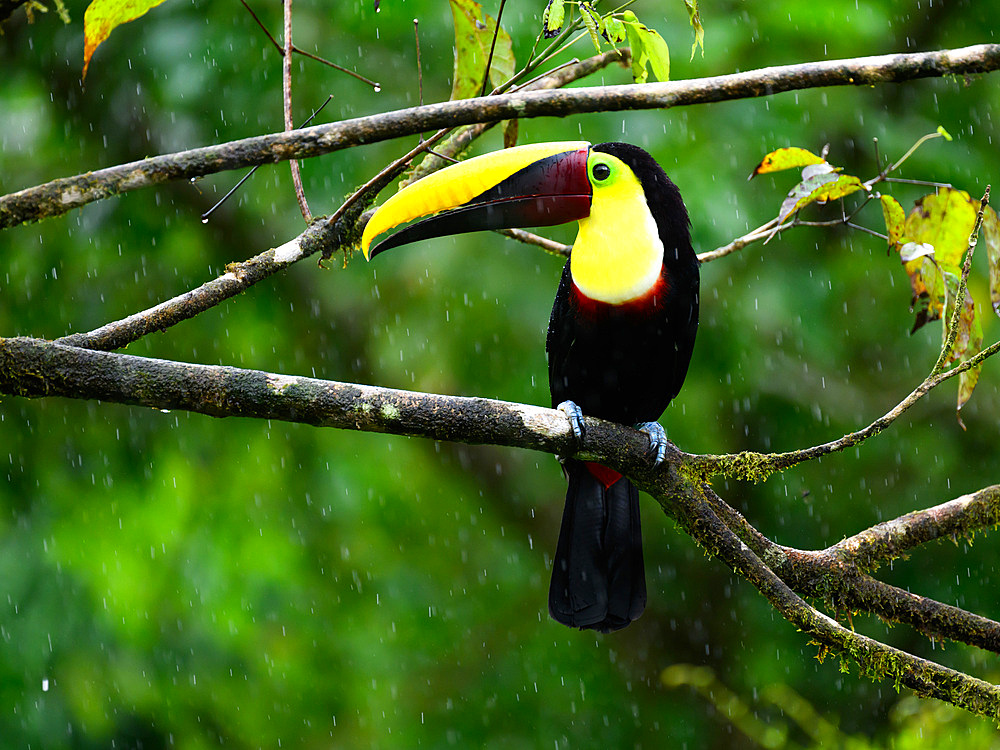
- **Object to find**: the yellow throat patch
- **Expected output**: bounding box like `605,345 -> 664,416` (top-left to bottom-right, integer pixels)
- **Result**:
570,151 -> 664,304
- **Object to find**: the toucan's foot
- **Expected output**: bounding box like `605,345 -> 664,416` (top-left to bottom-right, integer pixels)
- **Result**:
635,421 -> 667,466
558,400 -> 586,444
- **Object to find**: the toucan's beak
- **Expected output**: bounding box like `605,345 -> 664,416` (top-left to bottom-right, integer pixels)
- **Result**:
361,141 -> 593,259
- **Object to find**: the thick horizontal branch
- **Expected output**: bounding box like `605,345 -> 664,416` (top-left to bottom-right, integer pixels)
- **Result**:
0,336 -> 653,464
4,334 -> 999,715
3,44 -> 999,228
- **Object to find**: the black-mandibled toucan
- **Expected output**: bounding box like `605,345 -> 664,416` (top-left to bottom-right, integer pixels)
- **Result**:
361,141 -> 699,633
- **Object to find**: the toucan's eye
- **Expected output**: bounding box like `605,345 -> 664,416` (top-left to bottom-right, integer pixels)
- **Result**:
592,162 -> 612,181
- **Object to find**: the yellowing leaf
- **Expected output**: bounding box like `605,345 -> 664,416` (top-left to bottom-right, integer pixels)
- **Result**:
896,188 -> 981,335
880,194 -> 906,249
83,0 -> 171,80
902,187 -> 977,271
750,147 -> 826,178
449,0 -> 515,100
622,11 -> 670,83
778,173 -> 865,223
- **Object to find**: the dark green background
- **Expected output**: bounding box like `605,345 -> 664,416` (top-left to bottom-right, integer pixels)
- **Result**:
2,1 -> 999,746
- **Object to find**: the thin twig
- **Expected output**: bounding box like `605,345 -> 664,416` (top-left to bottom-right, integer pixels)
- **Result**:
283,0 -> 311,223
497,228 -> 570,257
54,55 -> 624,351
414,18 -> 423,109
480,0 -> 507,97
240,0 -> 379,89
685,337 -> 1000,480
696,219 -> 778,263
7,44 -> 1000,228
201,94 -> 334,222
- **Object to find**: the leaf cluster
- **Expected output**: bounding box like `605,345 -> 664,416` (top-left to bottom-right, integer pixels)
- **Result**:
751,135 -> 999,414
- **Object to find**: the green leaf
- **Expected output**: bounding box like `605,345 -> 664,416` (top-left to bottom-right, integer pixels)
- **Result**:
541,0 -> 564,39
685,0 -> 705,59
579,2 -> 603,53
622,11 -> 670,83
83,0 -> 172,80
449,0 -> 515,100
602,16 -> 626,45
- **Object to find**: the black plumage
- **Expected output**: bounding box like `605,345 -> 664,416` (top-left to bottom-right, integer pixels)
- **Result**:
546,142 -> 699,633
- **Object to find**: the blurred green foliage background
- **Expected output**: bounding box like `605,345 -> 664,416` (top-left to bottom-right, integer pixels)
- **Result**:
2,1 -> 1000,747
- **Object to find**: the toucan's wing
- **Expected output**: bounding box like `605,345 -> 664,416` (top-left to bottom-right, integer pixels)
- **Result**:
546,260 -> 577,410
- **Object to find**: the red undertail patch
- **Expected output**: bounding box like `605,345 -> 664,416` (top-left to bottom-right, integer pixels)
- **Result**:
584,462 -> 623,490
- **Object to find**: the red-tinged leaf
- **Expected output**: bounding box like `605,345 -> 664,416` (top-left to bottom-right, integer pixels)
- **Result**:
902,187 -> 978,272
750,147 -> 826,179
942,274 -> 984,413
503,118 -> 518,149
880,194 -> 906,249
83,0 -> 171,80
982,205 -> 1000,316
778,173 -> 864,223
449,0 -> 515,101
905,255 -> 946,334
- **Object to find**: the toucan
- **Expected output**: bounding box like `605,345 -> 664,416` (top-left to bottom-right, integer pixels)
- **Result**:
361,141 -> 699,633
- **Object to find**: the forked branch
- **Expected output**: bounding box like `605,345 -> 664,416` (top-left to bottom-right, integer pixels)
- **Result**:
2,334 -> 998,718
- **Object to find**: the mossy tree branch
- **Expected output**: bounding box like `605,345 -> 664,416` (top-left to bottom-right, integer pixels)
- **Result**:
3,44 -> 999,229
2,335 -> 999,718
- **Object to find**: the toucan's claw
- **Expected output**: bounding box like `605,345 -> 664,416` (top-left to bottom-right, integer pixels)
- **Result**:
557,400 -> 586,444
636,421 -> 667,466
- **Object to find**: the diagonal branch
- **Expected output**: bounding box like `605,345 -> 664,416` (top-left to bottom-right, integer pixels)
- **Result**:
685,337 -> 1000,481
283,0 -> 312,223
654,477 -> 1000,719
698,485 -> 1000,652
3,334 -> 998,718
54,52 -> 623,352
3,44 -> 999,228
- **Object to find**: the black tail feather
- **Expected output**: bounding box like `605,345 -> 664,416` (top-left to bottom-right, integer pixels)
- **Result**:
548,459 -> 646,633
